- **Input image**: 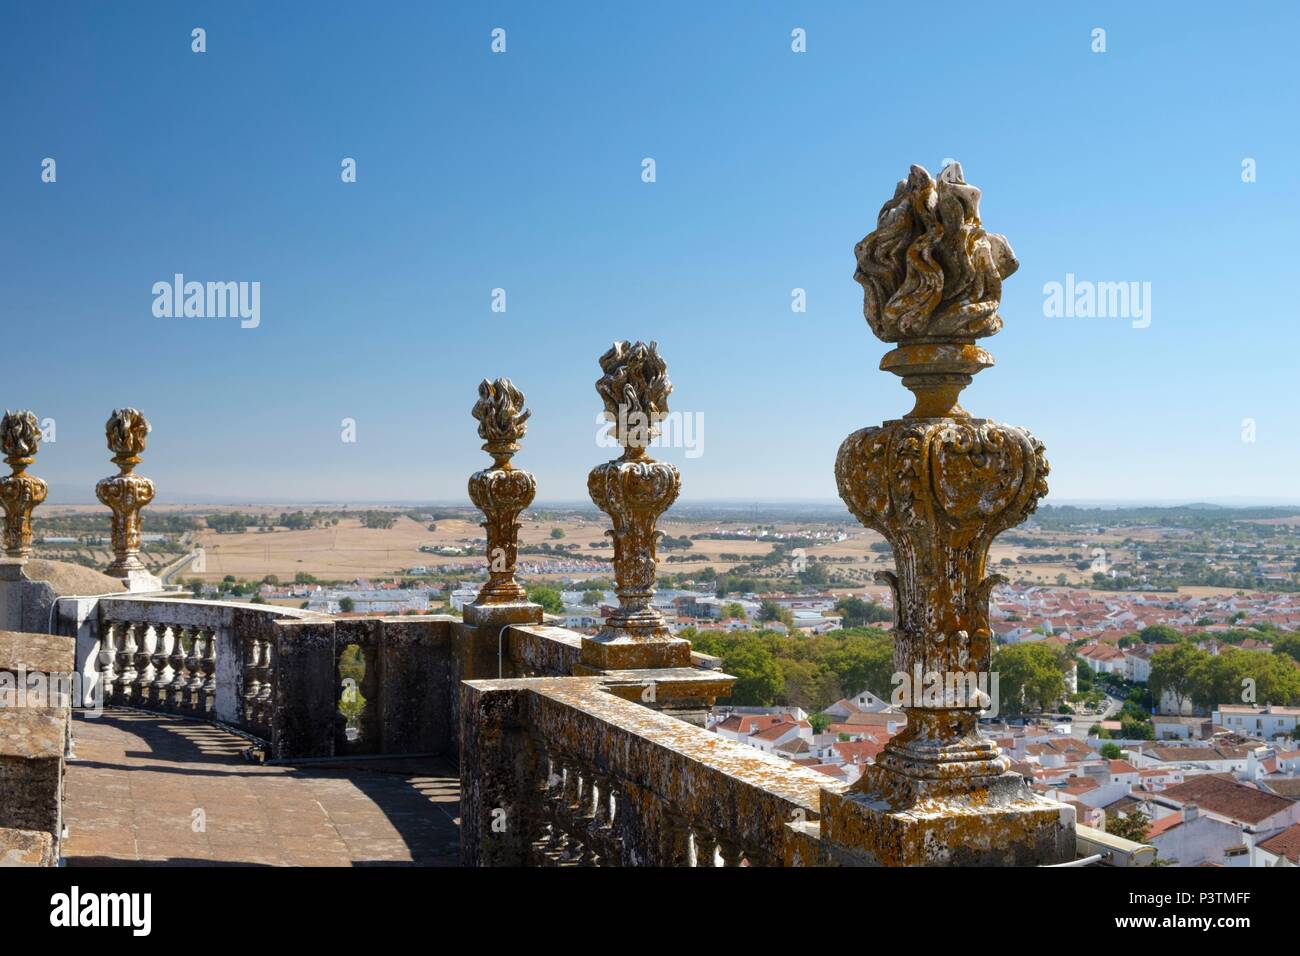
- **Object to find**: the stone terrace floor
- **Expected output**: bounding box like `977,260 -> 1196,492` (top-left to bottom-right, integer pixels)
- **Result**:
62,710 -> 461,866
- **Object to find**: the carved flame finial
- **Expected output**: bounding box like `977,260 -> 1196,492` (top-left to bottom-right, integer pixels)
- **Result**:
595,341 -> 672,453
105,407 -> 151,468
854,162 -> 1018,344
1,410 -> 42,465
472,378 -> 531,462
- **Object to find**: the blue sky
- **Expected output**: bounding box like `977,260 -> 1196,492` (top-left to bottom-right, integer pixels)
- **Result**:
3,2 -> 1297,505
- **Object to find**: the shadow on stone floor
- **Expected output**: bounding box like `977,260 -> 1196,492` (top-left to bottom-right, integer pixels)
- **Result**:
63,710 -> 460,867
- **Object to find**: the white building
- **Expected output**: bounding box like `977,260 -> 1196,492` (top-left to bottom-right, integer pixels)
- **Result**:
1213,704 -> 1300,741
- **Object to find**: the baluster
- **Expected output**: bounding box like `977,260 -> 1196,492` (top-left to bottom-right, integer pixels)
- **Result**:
256,637 -> 273,730
200,627 -> 217,714
97,622 -> 119,707
602,777 -> 627,866
117,623 -> 138,702
150,624 -> 171,707
185,628 -> 206,712
541,756 -> 566,862
133,623 -> 154,703
661,810 -> 692,866
241,634 -> 261,727
573,769 -> 602,865
168,625 -> 189,709
565,767 -> 593,865
586,773 -> 612,865
718,838 -> 744,867
525,747 -> 557,863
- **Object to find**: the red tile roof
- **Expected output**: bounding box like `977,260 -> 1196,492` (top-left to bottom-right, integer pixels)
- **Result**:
1257,822 -> 1300,864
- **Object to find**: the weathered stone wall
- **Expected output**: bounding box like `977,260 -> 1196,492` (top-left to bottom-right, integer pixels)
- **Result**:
460,676 -> 828,867
271,616 -> 453,760
0,560 -> 126,637
0,629 -> 74,865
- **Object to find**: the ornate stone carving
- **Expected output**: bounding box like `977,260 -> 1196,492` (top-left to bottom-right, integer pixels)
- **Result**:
583,342 -> 689,670
95,408 -> 156,578
829,164 -> 1072,865
467,379 -> 536,606
0,410 -> 48,559
853,162 -> 1019,419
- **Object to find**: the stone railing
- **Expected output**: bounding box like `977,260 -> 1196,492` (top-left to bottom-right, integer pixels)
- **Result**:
460,675 -> 1154,867
66,596 -> 323,745
460,676 -> 829,866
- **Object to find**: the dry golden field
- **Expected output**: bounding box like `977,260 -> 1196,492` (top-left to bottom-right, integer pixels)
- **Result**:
34,502 -> 1132,592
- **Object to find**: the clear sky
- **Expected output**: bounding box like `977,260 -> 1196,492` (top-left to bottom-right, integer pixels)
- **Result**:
3,2 -> 1298,505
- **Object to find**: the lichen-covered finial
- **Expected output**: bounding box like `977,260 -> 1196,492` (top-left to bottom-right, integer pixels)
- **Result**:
1,410 -> 42,464
472,378 -> 531,459
854,162 -> 1018,344
105,408 -> 151,464
595,341 -> 672,450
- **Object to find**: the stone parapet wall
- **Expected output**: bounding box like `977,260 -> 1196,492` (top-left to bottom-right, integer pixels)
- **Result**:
0,629 -> 75,866
460,676 -> 829,867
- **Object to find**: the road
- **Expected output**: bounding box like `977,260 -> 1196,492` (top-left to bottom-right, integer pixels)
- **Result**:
1070,691 -> 1125,741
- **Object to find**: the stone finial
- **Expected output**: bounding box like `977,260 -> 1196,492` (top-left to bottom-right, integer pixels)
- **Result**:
595,340 -> 672,454
854,163 -> 1020,419
467,380 -> 537,612
95,408 -> 156,578
0,410 -> 48,559
105,407 -> 150,465
472,378 -> 531,462
583,341 -> 688,670
830,166 -> 1073,866
854,162 -> 1017,343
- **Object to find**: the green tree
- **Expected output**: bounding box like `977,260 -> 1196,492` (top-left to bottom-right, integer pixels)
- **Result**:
527,584 -> 564,614
1100,742 -> 1123,760
339,596 -> 355,613
1106,810 -> 1150,843
993,643 -> 1068,715
722,602 -> 745,620
1149,643 -> 1207,715
1120,715 -> 1154,740
550,528 -> 566,539
581,588 -> 604,606
719,638 -> 782,706
835,596 -> 891,627
1274,633 -> 1300,664
797,562 -> 830,588
1139,624 -> 1185,645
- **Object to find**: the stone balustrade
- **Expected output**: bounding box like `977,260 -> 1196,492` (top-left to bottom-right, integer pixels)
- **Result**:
75,597 -> 323,745
460,676 -> 829,866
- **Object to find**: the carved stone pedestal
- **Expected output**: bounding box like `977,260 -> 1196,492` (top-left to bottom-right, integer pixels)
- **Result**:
465,380 -> 543,631
581,342 -> 690,672
834,162 -> 1075,866
0,411 -> 47,564
819,770 -> 1076,867
94,408 -> 155,581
